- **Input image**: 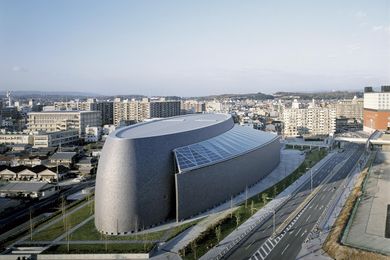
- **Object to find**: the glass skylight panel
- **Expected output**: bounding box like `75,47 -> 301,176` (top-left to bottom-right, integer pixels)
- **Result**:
174,125 -> 276,172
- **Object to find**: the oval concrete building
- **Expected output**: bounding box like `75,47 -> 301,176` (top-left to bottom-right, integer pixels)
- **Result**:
95,113 -> 280,234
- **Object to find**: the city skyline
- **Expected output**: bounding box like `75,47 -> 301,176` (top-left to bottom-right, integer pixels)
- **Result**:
1,1 -> 390,96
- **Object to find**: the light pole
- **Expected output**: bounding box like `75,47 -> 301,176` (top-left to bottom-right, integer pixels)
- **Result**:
306,167 -> 313,193
310,169 -> 313,193
264,202 -> 276,235
272,210 -> 275,235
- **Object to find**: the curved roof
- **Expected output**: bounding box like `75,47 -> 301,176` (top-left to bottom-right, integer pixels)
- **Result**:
174,125 -> 279,173
114,113 -> 231,139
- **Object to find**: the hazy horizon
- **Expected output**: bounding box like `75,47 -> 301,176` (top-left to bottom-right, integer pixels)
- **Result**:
1,0 -> 389,96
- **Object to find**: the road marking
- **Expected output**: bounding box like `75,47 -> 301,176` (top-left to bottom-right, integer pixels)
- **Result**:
281,244 -> 290,255
265,242 -> 272,252
301,229 -> 307,237
295,227 -> 302,237
268,239 -> 275,246
258,249 -> 266,259
261,246 -> 268,255
246,239 -> 256,250
306,214 -> 311,222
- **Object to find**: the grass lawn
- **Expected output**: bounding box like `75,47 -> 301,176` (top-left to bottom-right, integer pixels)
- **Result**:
31,201 -> 93,241
69,217 -> 200,242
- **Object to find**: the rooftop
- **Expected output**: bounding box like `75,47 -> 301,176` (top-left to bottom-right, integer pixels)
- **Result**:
28,110 -> 98,114
0,182 -> 54,193
174,125 -> 279,173
50,152 -> 77,161
114,113 -> 231,139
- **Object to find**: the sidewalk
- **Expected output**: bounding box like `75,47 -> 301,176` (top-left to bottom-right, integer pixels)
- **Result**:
200,150 -> 336,260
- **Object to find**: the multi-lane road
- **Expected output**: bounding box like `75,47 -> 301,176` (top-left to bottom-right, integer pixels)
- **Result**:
224,144 -> 364,260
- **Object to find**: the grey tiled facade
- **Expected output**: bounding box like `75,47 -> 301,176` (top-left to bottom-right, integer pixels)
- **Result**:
95,114 -> 280,234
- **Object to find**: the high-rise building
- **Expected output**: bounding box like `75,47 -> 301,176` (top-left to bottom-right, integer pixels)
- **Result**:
27,111 -> 101,137
283,107 -> 336,137
363,86 -> 390,132
113,98 -> 181,126
149,100 -> 181,118
181,100 -> 206,114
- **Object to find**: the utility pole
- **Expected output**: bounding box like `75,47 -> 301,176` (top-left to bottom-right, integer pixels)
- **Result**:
272,210 -> 276,235
245,185 -> 248,208
66,215 -> 70,252
310,169 -> 313,193
29,208 -> 33,241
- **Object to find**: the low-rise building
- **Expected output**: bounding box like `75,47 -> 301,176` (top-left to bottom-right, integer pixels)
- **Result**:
0,182 -> 57,199
76,157 -> 98,175
49,152 -> 77,167
33,130 -> 79,148
27,110 -> 102,138
0,133 -> 33,145
85,126 -> 101,143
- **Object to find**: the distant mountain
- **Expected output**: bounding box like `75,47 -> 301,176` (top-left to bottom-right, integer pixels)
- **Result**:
273,91 -> 363,100
0,90 -> 101,97
190,92 -> 274,101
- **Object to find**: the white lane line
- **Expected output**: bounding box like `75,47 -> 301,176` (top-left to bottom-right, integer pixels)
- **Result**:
281,244 -> 290,255
295,227 -> 302,237
301,229 -> 307,237
246,239 -> 256,249
265,242 -> 272,252
306,214 -> 311,222
258,251 -> 265,260
258,249 -> 266,259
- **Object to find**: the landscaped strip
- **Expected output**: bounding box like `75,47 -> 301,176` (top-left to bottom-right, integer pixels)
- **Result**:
180,148 -> 327,259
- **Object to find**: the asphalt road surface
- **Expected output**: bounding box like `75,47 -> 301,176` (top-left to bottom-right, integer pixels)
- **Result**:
225,144 -> 364,260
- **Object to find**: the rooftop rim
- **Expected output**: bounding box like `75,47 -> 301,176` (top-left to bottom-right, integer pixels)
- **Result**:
112,113 -> 232,140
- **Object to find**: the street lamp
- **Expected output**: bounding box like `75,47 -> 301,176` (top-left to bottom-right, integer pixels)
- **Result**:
306,167 -> 313,193
264,200 -> 276,236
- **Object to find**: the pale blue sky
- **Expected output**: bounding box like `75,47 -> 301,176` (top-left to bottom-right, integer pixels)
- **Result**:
0,0 -> 389,96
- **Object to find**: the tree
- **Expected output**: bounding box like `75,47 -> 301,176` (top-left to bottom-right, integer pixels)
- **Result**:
235,211 -> 241,227
262,193 -> 268,205
190,241 -> 197,259
215,226 -> 221,243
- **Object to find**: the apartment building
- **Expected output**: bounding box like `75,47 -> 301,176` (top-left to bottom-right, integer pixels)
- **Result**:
113,98 -> 181,126
283,107 -> 336,137
181,100 -> 206,114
